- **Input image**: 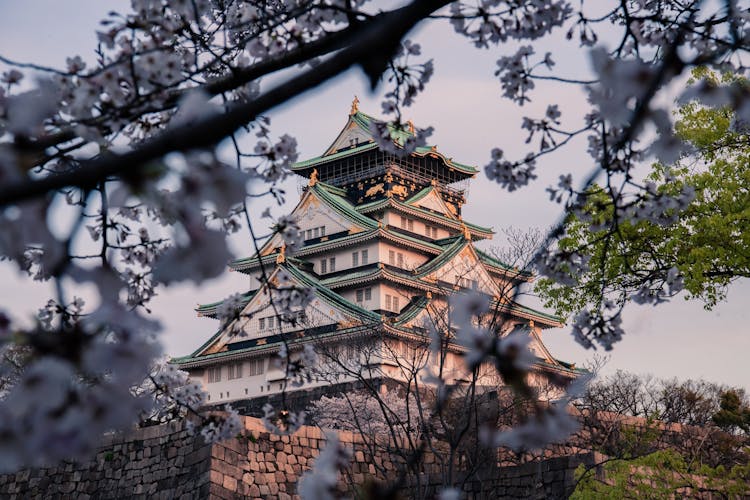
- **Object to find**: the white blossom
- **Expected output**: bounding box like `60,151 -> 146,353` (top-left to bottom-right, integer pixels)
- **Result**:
298,433 -> 350,500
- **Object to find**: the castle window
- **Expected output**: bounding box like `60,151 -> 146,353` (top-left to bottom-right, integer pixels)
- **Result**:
207,366 -> 222,383
407,219 -> 414,231
228,362 -> 243,380
259,317 -> 265,330
320,226 -> 326,236
247,358 -> 265,376
397,253 -> 404,268
352,251 -> 359,267
268,316 -> 275,329
313,227 -> 319,238
306,229 -> 313,240
385,294 -> 392,310
329,257 -> 336,272
400,216 -> 407,229
361,249 -> 368,265
356,287 -> 371,303
393,296 -> 400,312
388,250 -> 395,265
320,259 -> 327,274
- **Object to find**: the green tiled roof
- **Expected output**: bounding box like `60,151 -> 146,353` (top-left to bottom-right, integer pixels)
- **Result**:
404,186 -> 435,204
394,296 -> 430,326
310,182 -> 378,229
291,111 -> 477,176
196,290 -> 258,318
489,299 -> 563,327
414,236 -> 469,277
475,248 -> 533,279
229,253 -> 277,272
172,323 -> 377,367
292,142 -> 379,171
283,261 -> 381,322
356,197 -> 494,237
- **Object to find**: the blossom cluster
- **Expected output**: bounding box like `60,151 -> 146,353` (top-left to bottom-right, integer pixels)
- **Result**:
0,0 -> 747,485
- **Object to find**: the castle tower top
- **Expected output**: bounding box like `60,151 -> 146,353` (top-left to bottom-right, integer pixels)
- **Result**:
291,107 -> 477,204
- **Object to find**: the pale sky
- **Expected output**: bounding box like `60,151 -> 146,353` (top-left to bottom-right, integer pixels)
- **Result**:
1,1 -> 748,390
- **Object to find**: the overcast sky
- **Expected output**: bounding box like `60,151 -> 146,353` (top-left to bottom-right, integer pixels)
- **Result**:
1,1 -> 748,390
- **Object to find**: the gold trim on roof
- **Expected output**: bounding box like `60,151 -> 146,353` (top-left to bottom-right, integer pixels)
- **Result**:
350,96 -> 360,115
309,168 -> 318,186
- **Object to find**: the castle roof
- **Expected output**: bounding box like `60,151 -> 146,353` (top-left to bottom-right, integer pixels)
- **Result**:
291,110 -> 478,184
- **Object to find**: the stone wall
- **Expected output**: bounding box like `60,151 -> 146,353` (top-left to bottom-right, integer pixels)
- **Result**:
0,416 -> 599,499
0,420 -> 212,499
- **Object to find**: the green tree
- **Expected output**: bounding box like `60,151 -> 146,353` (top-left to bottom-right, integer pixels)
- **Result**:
713,390 -> 750,435
537,69 -> 750,321
571,449 -> 750,499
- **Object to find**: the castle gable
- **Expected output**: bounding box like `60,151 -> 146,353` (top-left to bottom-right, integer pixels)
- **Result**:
422,243 -> 500,297
505,324 -> 558,365
324,120 -> 374,155
195,265 -> 362,356
407,187 -> 458,219
294,190 -> 351,236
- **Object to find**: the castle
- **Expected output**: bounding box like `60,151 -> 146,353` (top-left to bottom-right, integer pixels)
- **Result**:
172,100 -> 580,407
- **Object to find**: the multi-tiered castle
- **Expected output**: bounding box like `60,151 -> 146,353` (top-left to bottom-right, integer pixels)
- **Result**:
173,100 -> 580,407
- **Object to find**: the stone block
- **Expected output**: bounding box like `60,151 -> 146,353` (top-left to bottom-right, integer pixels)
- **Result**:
222,475 -> 237,492
210,470 -> 223,485
242,472 -> 254,485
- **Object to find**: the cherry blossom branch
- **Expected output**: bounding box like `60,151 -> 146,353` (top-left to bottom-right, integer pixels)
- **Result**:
0,0 -> 452,208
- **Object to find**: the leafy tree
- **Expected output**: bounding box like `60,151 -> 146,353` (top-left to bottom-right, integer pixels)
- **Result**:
572,449 -> 750,499
537,69 -> 750,343
713,390 -> 750,435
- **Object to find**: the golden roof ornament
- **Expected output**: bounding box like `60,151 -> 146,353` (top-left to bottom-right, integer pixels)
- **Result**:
309,168 -> 318,187
350,95 -> 360,115
462,224 -> 471,240
276,244 -> 286,264
407,120 -> 415,134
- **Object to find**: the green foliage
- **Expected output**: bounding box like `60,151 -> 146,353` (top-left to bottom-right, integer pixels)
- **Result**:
713,390 -> 750,434
572,449 -> 750,499
537,68 -> 750,318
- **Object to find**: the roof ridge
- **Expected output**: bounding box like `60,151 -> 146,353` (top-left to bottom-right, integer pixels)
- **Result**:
283,261 -> 381,321
414,236 -> 469,277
